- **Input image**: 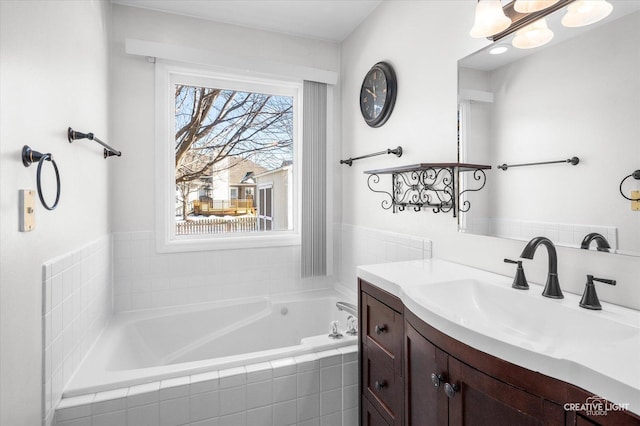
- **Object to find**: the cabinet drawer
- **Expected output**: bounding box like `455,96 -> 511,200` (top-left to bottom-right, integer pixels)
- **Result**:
364,292 -> 402,359
363,344 -> 403,424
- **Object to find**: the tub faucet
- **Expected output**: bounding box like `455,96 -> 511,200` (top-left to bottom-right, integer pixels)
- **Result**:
336,301 -> 358,317
520,236 -> 564,299
580,232 -> 611,253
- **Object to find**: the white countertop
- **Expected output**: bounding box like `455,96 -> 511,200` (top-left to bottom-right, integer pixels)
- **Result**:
358,259 -> 640,415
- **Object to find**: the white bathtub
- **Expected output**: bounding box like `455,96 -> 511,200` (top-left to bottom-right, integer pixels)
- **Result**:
65,289 -> 358,397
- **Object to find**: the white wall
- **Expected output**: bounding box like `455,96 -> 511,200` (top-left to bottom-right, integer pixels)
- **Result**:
0,1 -> 112,425
109,5 -> 342,308
339,1 -> 640,310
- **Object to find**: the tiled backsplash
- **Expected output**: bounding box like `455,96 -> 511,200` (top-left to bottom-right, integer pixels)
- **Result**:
54,346 -> 358,426
463,218 -> 617,250
42,235 -> 112,426
337,223 -> 433,293
112,231 -> 332,312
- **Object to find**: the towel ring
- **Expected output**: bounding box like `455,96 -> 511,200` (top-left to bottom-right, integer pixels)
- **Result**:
22,145 -> 61,211
619,170 -> 640,201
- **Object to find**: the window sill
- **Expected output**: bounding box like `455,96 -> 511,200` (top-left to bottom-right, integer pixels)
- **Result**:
156,232 -> 301,253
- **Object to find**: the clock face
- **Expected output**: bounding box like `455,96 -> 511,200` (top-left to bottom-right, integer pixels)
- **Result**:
360,62 -> 397,128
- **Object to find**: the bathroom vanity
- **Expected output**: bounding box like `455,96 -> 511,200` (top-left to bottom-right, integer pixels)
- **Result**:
357,259 -> 640,426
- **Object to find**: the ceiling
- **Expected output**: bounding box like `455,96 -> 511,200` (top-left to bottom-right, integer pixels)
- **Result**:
111,0 -> 383,42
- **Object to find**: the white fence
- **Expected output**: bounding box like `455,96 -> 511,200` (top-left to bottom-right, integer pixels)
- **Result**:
176,216 -> 258,235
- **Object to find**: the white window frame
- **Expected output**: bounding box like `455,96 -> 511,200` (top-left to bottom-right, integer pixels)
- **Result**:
155,61 -> 302,252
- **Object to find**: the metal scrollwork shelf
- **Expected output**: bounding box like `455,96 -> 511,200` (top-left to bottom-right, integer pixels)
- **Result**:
364,163 -> 491,217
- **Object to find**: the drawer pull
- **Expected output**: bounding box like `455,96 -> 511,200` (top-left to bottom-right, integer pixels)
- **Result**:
444,382 -> 459,398
374,380 -> 387,391
374,324 -> 387,334
430,373 -> 444,388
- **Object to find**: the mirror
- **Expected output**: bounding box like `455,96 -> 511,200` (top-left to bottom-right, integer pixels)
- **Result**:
458,1 -> 640,256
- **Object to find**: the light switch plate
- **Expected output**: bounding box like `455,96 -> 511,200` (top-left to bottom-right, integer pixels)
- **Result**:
19,189 -> 36,232
632,190 -> 640,211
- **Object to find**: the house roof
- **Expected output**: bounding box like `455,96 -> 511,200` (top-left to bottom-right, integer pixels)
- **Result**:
227,157 -> 268,185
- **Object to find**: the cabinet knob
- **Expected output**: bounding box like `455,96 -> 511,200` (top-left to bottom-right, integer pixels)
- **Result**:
444,382 -> 459,398
374,324 -> 387,334
430,373 -> 444,388
374,380 -> 387,392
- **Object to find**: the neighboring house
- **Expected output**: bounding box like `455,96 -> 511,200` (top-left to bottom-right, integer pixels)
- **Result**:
254,161 -> 293,231
189,156 -> 267,216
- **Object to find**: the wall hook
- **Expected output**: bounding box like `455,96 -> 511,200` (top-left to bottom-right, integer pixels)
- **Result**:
619,170 -> 640,201
22,145 -> 61,211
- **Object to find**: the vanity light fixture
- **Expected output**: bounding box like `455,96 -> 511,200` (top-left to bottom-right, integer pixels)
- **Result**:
470,0 -> 512,38
512,17 -> 554,49
561,0 -> 613,27
514,0 -> 560,13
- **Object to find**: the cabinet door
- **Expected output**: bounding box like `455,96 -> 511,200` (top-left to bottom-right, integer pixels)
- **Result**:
405,323 -> 448,426
363,397 -> 392,426
447,357 -> 565,426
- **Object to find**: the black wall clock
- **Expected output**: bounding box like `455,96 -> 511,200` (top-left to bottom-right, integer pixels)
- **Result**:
359,61 -> 397,128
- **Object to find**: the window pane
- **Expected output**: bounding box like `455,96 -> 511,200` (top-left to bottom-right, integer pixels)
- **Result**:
174,83 -> 293,236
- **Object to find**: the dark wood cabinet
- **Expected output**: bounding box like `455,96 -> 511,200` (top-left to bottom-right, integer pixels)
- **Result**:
360,279 -> 404,426
358,278 -> 640,426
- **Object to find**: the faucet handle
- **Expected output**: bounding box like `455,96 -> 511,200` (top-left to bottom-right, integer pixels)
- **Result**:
579,275 -> 616,310
504,258 -> 529,290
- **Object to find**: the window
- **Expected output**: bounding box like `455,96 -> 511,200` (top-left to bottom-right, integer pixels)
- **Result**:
156,63 -> 301,252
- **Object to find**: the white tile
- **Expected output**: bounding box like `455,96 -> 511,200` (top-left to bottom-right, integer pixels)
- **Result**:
295,354 -> 319,373
321,411 -> 342,426
297,394 -> 320,422
320,365 -> 341,392
271,358 -> 297,377
55,395 -> 94,421
337,345 -> 358,362
297,370 -> 319,397
272,400 -> 296,426
92,409 -> 126,426
127,382 -> 160,407
218,411 -> 246,426
160,376 -> 190,400
55,417 -> 92,426
342,384 -> 358,410
126,402 -> 159,426
343,407 -> 358,426
299,418 -> 320,426
342,361 -> 358,387
320,389 -> 341,416
246,380 -> 272,409
246,362 -> 273,383
92,388 -> 127,415
246,405 -> 273,426
190,390 -> 219,422
273,374 -> 297,403
219,385 -> 246,416
191,419 -> 219,426
219,367 -> 246,389
159,396 -> 190,426
190,371 -> 219,394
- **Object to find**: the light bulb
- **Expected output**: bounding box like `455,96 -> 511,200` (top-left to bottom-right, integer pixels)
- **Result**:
512,17 -> 554,49
561,0 -> 613,27
470,0 -> 513,38
514,0 -> 560,14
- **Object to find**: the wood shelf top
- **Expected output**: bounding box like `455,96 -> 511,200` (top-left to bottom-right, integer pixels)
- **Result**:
364,163 -> 492,175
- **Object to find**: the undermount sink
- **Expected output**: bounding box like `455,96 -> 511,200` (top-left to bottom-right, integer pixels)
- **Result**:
403,278 -> 640,358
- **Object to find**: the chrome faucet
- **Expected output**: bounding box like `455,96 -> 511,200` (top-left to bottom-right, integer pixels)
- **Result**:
336,301 -> 358,317
520,237 -> 564,299
580,232 -> 611,252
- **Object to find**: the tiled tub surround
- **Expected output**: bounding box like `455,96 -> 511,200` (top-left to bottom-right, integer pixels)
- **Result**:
54,346 -> 359,426
113,231 -> 333,312
42,235 -> 113,426
337,223 -> 433,293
